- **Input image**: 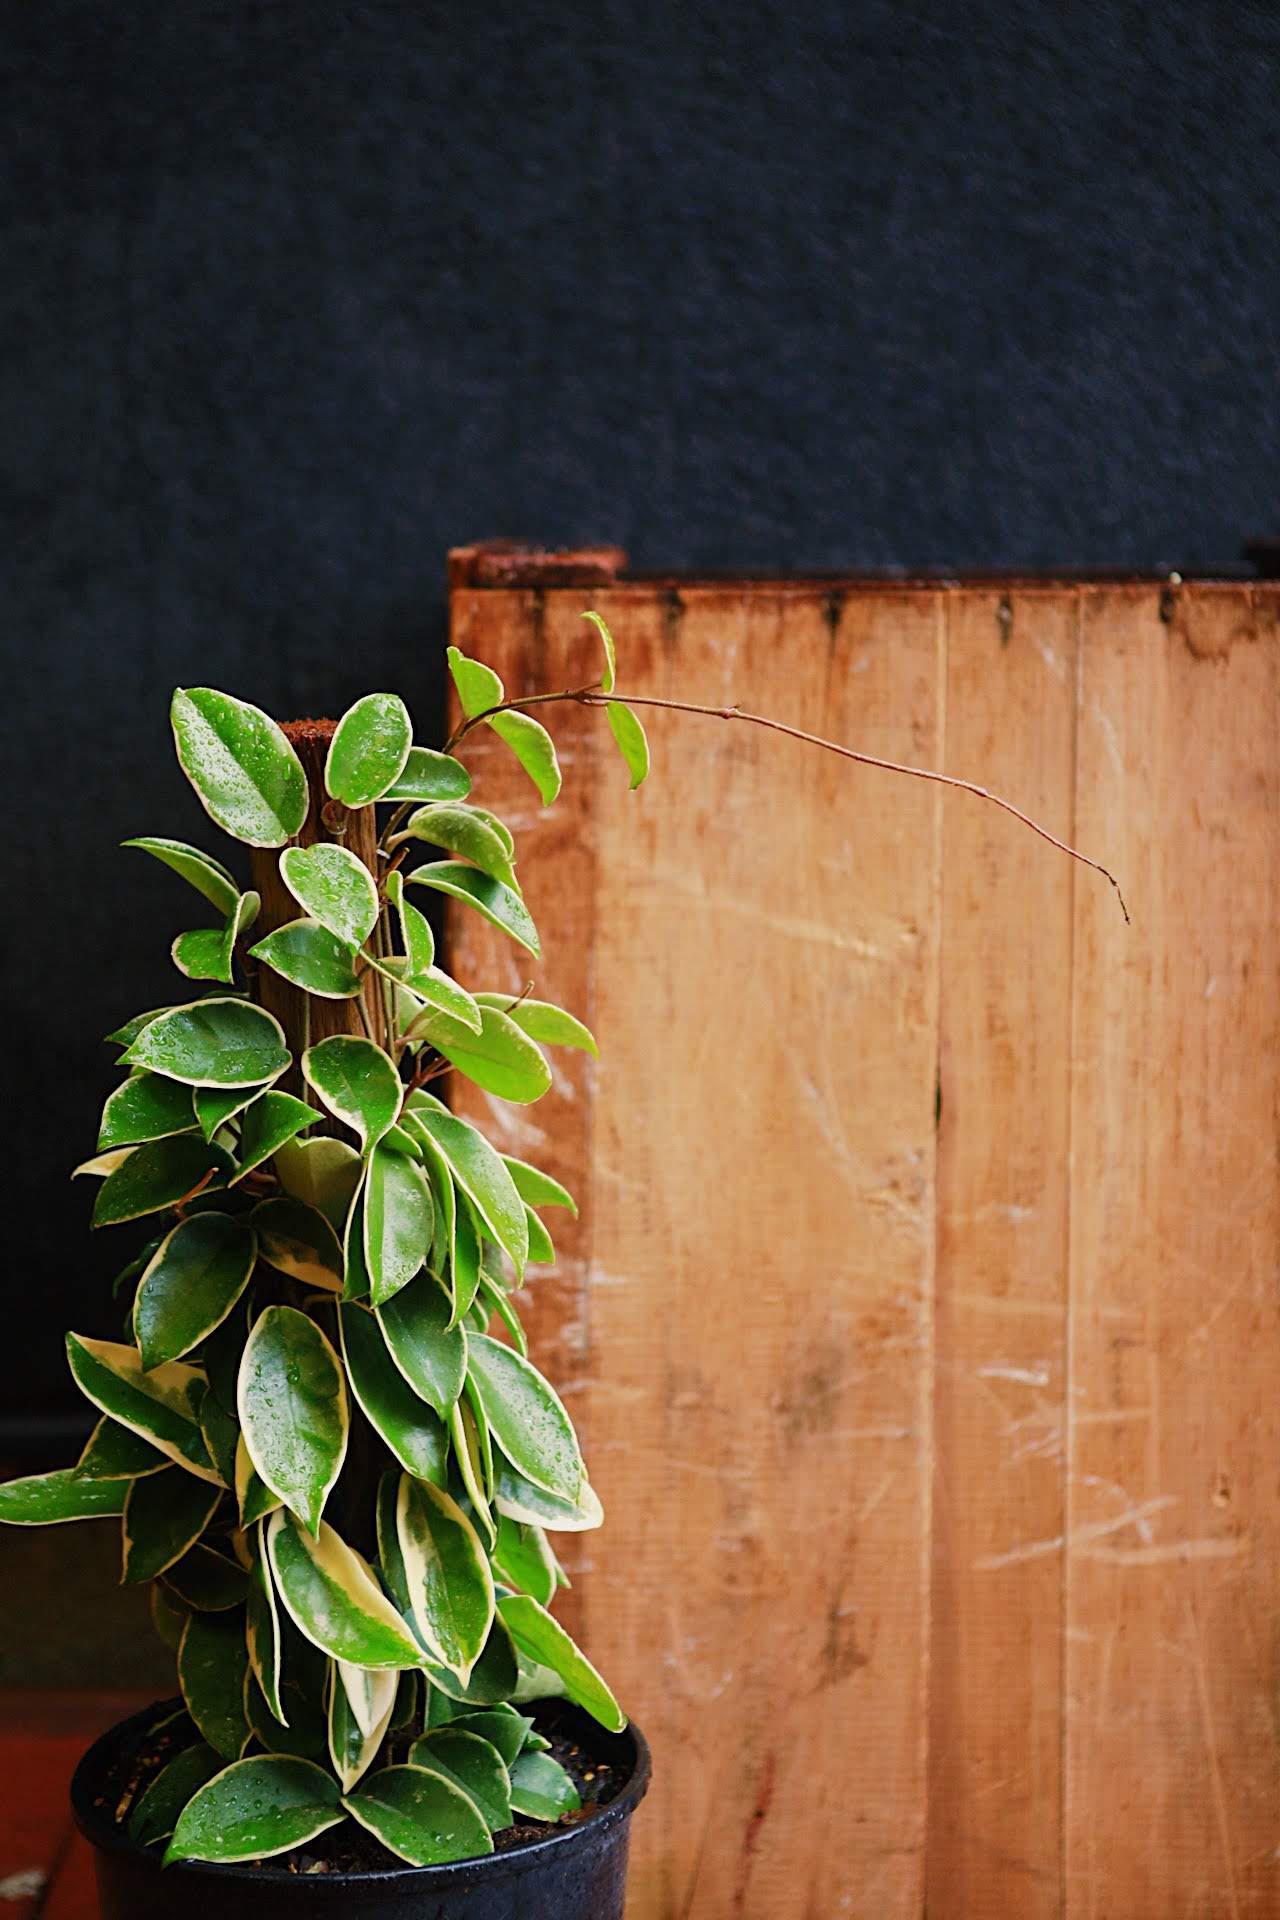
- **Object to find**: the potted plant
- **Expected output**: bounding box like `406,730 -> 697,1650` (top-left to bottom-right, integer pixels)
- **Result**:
0,619 -> 653,1919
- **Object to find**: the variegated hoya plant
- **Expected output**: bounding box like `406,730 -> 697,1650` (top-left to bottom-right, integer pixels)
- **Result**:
0,616 -> 646,1869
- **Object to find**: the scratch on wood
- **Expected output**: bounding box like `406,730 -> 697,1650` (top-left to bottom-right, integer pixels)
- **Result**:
975,1495 -> 1177,1569
1188,1595 -> 1242,1920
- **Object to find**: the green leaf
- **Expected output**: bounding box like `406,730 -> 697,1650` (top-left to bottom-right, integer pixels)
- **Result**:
476,1274 -> 527,1356
198,1395 -> 239,1488
409,1006 -> 551,1105
378,1272 -> 467,1418
448,1196 -> 483,1330
342,1175 -> 371,1300
385,868 -> 434,972
522,1205 -> 556,1267
326,692 -> 413,806
235,1433 -> 281,1528
396,1475 -> 493,1681
253,1196 -> 344,1292
245,1667 -> 325,1760
267,1508 -> 423,1668
467,1335 -> 584,1504
502,1156 -> 578,1216
406,862 -> 539,957
105,1007 -> 176,1049
498,1594 -> 625,1732
364,1142 -> 434,1308
150,1582 -> 191,1653
177,1609 -> 250,1759
607,700 -> 650,789
508,1749 -> 582,1819
447,646 -> 504,718
381,1122 -> 424,1157
172,892 -> 260,987
344,1762 -> 492,1867
338,1304 -> 448,1486
123,996 -> 290,1090
392,805 -> 518,890
171,688 -> 308,848
492,1514 -> 558,1607
133,1214 -> 257,1369
232,1091 -> 318,1181
66,1335 -> 220,1483
407,1107 -> 528,1275
493,1456 -> 603,1534
446,1707 -> 531,1769
127,1741 -> 223,1847
0,1467 -> 129,1526
425,1624 -> 520,1710
487,711 -> 562,806
166,1755 -> 342,1864
383,746 -> 472,803
397,965 -> 483,1037
121,1468 -> 221,1583
238,1306 -> 348,1535
303,1035 -> 402,1151
245,1527 -> 284,1719
475,995 -> 597,1057
76,1417 -> 168,1481
98,1073 -> 199,1153
329,1662 -> 398,1792
278,843 -> 380,949
163,1542 -> 250,1612
409,1729 -> 512,1832
123,837 -> 240,917
193,1083 -> 259,1141
272,1135 -> 361,1231
582,609 -> 617,693
91,1135 -> 232,1228
449,1395 -> 495,1550
250,919 -> 362,998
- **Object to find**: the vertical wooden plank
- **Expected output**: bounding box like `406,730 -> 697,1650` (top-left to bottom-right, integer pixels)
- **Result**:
1064,584 -> 1280,1918
927,589 -> 1077,1915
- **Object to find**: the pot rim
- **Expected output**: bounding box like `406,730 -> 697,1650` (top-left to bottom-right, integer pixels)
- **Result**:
71,1696 -> 651,1892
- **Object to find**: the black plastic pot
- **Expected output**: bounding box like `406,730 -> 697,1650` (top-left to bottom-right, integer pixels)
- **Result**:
71,1700 -> 650,1920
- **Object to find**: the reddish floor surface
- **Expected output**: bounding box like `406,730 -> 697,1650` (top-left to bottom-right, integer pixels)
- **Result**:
0,1694 -> 147,1919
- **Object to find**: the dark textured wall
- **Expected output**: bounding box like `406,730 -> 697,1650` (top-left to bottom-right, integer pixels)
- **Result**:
2,0 -> 1278,1434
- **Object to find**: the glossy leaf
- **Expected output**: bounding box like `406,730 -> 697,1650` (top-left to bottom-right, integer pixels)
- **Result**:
448,1197 -> 483,1329
66,1336 -> 220,1483
326,692 -> 413,806
105,1007 -> 176,1049
409,1728 -> 512,1831
166,1755 -> 342,1864
582,608 -> 617,691
476,1274 -> 527,1357
423,1619 -> 521,1710
377,1272 -> 467,1418
383,746 -> 472,803
272,1134 -> 361,1230
92,1135 -> 232,1228
508,1748 -> 582,1819
76,1417 -> 168,1481
339,1302 -> 448,1486
407,1107 -> 528,1275
163,1543 -> 250,1612
171,688 -> 308,848
385,868 -> 434,971
250,919 -> 362,998
178,1608 -> 250,1758
446,646 -> 503,718
121,1467 -> 221,1583
232,1090 -> 318,1181
235,1433 -> 282,1528
467,1335 -> 584,1504
198,1395 -> 239,1489
123,997 -> 290,1090
246,1527 -> 284,1719
523,1205 -> 556,1267
492,1455 -> 603,1534
342,1175 -> 371,1301
499,1593 -> 625,1732
330,1661 -> 398,1793
0,1467 -> 129,1526
492,1513 -> 558,1607
193,1083 -> 259,1141
446,1707 -> 530,1768
449,1396 -> 495,1549
127,1741 -> 223,1847
238,1306 -> 348,1535
253,1196 -> 343,1292
267,1509 -> 423,1668
396,1475 -> 494,1680
406,862 -> 539,957
409,1005 -> 551,1105
122,837 -> 240,916
475,994 -> 597,1056
364,1142 -> 434,1308
133,1214 -> 257,1369
502,1155 -> 577,1216
303,1035 -> 402,1151
397,965 -> 483,1036
172,891 -> 259,987
487,710 -> 561,805
279,842 -> 380,948
344,1763 -> 492,1867
607,699 -> 650,789
392,804 -> 517,890
98,1073 -> 198,1153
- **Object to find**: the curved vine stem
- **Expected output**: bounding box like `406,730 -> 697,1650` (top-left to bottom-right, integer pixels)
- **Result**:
442,686 -> 1131,923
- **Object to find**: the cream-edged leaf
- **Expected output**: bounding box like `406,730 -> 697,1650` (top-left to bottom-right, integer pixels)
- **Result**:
266,1509 -> 423,1668
238,1306 -> 348,1535
364,1143 -> 434,1308
582,609 -> 617,693
302,1035 -> 402,1152
487,710 -> 561,805
123,836 -> 240,916
171,688 -> 308,848
492,1455 -> 603,1534
98,1073 -> 199,1152
408,1728 -> 512,1832
252,1196 -> 344,1292
65,1336 -> 221,1483
446,646 -> 503,718
232,1091 -> 318,1181
396,1475 -> 494,1681
467,1335 -> 584,1504
383,746 -> 472,804
329,1661 -> 398,1793
377,1272 -> 467,1418
0,1467 -> 130,1526
406,863 -> 539,957
278,843 -> 380,949
391,804 -> 517,890
75,1416 -> 169,1481
91,1135 -> 233,1227
250,919 -> 362,998
272,1135 -> 361,1231
508,1748 -> 582,1819
133,1213 -> 257,1369
498,1593 -> 625,1732
475,995 -> 597,1057
343,1763 -> 492,1866
607,699 -> 650,790
385,868 -> 434,972
325,693 -> 413,806
409,1005 -> 551,1105
338,1303 -> 448,1487
121,1466 -> 221,1583
127,1741 -> 223,1847
406,1106 -> 527,1275
123,997 -> 290,1090
166,1755 -> 342,1864
177,1609 -> 251,1759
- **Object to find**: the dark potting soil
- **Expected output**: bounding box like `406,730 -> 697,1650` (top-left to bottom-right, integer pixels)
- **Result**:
97,1698 -> 624,1876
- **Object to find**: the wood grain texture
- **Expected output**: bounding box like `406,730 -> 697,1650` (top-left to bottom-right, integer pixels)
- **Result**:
927,590 -> 1077,1916
1064,585 -> 1280,1919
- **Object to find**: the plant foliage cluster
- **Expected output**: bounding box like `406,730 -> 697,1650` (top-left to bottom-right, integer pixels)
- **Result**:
0,617 -> 646,1868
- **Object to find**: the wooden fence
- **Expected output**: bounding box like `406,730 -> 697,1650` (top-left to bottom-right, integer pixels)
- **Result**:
444,555 -> 1279,1920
